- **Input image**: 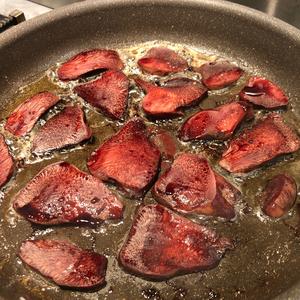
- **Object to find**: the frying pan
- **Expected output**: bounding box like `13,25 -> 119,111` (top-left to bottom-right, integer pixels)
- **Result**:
0,0 -> 300,299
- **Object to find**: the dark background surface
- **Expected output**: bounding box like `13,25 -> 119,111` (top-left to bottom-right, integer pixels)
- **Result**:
30,0 -> 300,29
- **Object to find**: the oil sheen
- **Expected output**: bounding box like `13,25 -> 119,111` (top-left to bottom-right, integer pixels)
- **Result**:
0,41 -> 299,300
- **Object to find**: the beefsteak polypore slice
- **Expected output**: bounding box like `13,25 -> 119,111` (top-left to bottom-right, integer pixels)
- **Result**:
87,118 -> 160,197
219,113 -> 300,173
32,105 -> 92,154
5,92 -> 60,137
261,174 -> 297,218
13,162 -> 123,225
119,204 -> 233,280
57,49 -> 124,81
19,239 -> 107,289
137,47 -> 188,75
153,153 -> 239,219
74,70 -> 129,120
135,77 -> 207,118
0,134 -> 14,188
179,101 -> 250,141
196,60 -> 243,90
239,77 -> 288,108
148,126 -> 178,160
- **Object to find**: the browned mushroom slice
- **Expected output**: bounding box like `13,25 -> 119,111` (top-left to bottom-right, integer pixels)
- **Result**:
87,118 -> 161,197
196,60 -> 243,90
19,239 -> 107,289
148,126 -> 178,160
13,162 -> 123,225
179,101 -> 250,141
219,113 -> 300,173
119,204 -> 233,280
137,47 -> 188,75
153,153 -> 239,219
74,70 -> 129,120
135,77 -> 207,118
0,134 -> 14,188
57,49 -> 124,81
213,173 -> 240,220
261,174 -> 297,218
5,92 -> 59,137
32,105 -> 92,154
239,77 -> 288,108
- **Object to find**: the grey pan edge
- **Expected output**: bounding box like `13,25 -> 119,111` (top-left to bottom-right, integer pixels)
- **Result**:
0,0 -> 300,299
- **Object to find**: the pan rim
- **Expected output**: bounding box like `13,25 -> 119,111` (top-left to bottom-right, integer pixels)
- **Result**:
0,0 -> 299,48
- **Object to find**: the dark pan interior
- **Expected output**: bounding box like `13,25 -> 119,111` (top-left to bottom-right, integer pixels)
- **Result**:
0,1 -> 300,299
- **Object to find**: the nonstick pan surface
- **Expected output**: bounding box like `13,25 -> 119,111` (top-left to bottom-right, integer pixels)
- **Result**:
0,1 -> 300,299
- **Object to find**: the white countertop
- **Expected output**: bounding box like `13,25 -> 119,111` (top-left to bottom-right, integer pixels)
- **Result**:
0,0 -> 51,19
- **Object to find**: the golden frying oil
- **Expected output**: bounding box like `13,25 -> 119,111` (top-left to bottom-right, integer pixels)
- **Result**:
0,41 -> 299,300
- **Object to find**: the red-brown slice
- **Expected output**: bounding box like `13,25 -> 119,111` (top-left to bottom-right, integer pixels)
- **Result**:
213,173 -> 240,220
119,204 -> 233,280
5,92 -> 59,137
179,101 -> 250,141
135,77 -> 207,118
19,239 -> 107,289
196,60 -> 243,90
0,134 -> 14,188
13,162 -> 123,225
74,70 -> 129,120
32,105 -> 92,154
87,118 -> 160,197
261,174 -> 297,218
239,77 -> 288,108
137,47 -> 188,75
57,49 -> 124,81
153,153 -> 239,219
148,126 -> 178,160
219,113 -> 300,173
